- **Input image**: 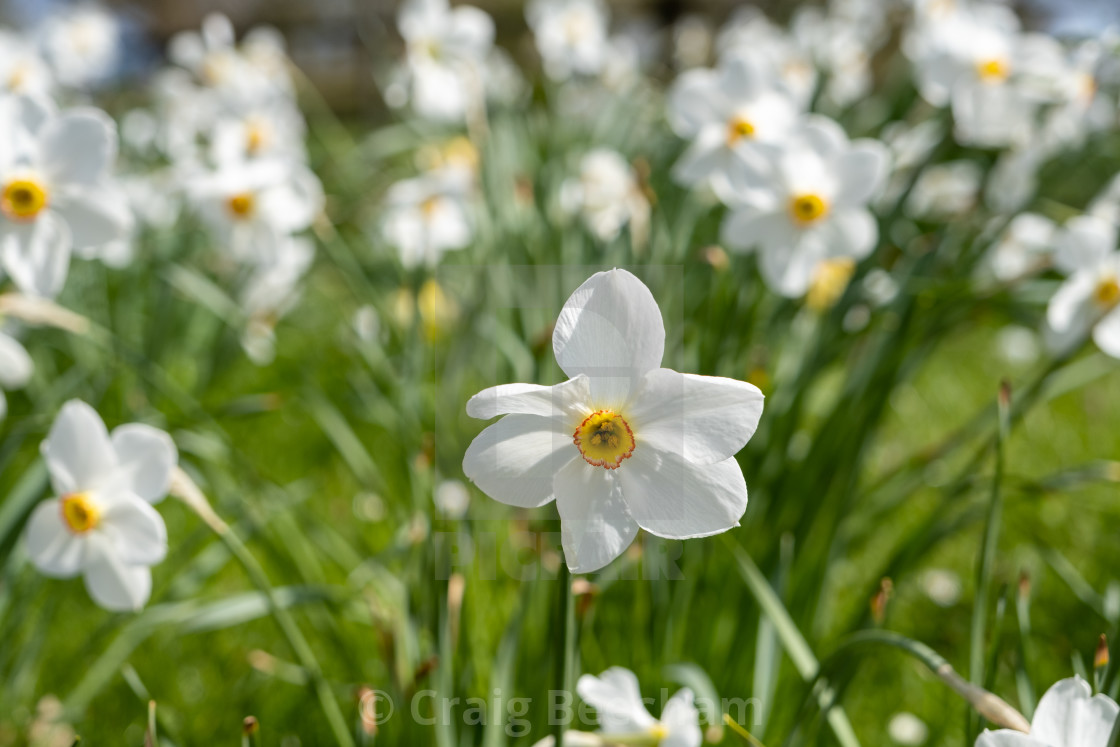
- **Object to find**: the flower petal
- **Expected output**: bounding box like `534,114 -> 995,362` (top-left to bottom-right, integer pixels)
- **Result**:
52,187 -> 133,249
25,498 -> 86,577
553,269 -> 665,408
826,209 -> 878,261
628,368 -> 763,465
617,449 -> 747,539
0,332 -> 33,389
462,414 -> 575,508
110,424 -> 178,503
99,493 -> 168,565
1,212 -> 71,298
82,544 -> 152,611
576,668 -> 658,735
834,140 -> 890,208
1055,216 -> 1118,275
554,458 -> 638,574
1030,676 -> 1119,747
41,109 -> 117,186
974,731 -> 1047,747
41,399 -> 117,495
660,689 -> 703,747
466,375 -> 590,421
1094,307 -> 1120,359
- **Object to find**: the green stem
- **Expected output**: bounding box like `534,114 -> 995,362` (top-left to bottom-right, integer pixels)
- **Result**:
554,563 -> 577,745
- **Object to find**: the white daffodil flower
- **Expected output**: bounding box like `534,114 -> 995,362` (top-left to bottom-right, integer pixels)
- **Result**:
381,175 -> 472,269
210,100 -> 307,165
463,269 -> 763,573
983,212 -> 1056,282
560,149 -> 649,243
169,13 -> 289,107
526,0 -> 610,81
190,158 -> 323,266
976,676 -> 1118,747
0,94 -> 132,298
905,160 -> 982,219
577,667 -> 703,747
716,8 -> 818,108
1045,215 -> 1120,358
667,53 -> 801,192
24,400 -> 177,612
397,0 -> 495,122
0,31 -> 53,97
719,116 -> 889,298
0,326 -> 33,420
37,4 -> 121,89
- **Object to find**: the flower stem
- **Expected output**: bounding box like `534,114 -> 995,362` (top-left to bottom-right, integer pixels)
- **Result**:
554,562 -> 577,745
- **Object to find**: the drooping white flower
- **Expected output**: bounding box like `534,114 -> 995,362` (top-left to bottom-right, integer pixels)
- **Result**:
462,269 -> 763,573
381,174 -> 472,268
0,94 -> 132,298
24,400 -> 177,611
983,212 -> 1056,282
37,4 -> 121,89
526,0 -> 610,81
397,0 -> 495,121
905,160 -> 982,219
189,158 -> 323,266
1045,215 -> 1120,358
0,326 -> 33,420
560,149 -> 649,243
667,53 -> 801,191
577,667 -> 702,747
976,677 -> 1118,747
719,117 -> 890,297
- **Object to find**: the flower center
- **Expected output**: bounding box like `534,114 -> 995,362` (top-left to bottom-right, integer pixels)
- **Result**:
1094,276 -> 1120,309
420,196 -> 442,219
227,192 -> 255,219
61,492 -> 100,534
789,193 -> 828,225
1,178 -> 49,221
648,723 -> 670,741
726,116 -> 756,145
246,121 -> 269,155
976,58 -> 1009,83
573,410 -> 636,469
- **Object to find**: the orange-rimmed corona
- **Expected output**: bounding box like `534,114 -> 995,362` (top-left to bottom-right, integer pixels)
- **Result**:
1,178 -> 49,221
573,410 -> 636,469
60,492 -> 100,534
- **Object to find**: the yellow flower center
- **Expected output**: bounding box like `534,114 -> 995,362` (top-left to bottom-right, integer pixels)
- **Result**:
789,193 -> 829,225
726,116 -> 756,145
227,192 -> 255,219
1094,276 -> 1120,309
7,62 -> 30,91
420,196 -> 442,219
1,178 -> 49,221
61,492 -> 100,534
648,723 -> 670,740
573,410 -> 636,469
246,121 -> 268,155
976,58 -> 1009,83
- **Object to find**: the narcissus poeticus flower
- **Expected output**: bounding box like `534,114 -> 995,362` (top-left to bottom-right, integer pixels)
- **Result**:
577,667 -> 702,747
463,269 -> 763,573
24,400 -> 177,611
976,676 -> 1117,747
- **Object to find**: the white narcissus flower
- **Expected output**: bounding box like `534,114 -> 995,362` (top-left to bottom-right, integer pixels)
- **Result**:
190,158 -> 323,266
526,0 -> 610,81
560,149 -> 649,243
667,53 -> 800,191
976,677 -> 1118,747
37,4 -> 121,89
0,95 -> 132,298
984,212 -> 1056,282
577,667 -> 702,747
381,175 -> 472,269
0,326 -> 33,420
1046,215 -> 1120,358
462,269 -> 763,573
719,117 -> 889,298
0,31 -> 54,97
397,0 -> 495,122
24,400 -> 178,611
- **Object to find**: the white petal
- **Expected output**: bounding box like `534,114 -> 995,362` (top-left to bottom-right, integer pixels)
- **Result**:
1046,272 -> 1095,337
666,69 -> 722,137
801,116 -> 848,161
462,414 -> 575,508
834,140 -> 890,208
99,493 -> 168,565
0,332 -> 33,389
660,689 -> 703,747
617,450 -> 747,539
554,458 -> 638,574
41,109 -> 117,186
553,269 -> 664,407
576,668 -> 658,735
1,213 -> 71,298
1094,307 -> 1120,359
82,544 -> 152,611
827,210 -> 879,260
25,498 -> 86,577
1055,216 -> 1117,275
41,399 -> 117,495
52,187 -> 133,248
447,6 -> 495,56
466,375 -> 590,420
110,424 -> 178,503
627,368 -> 763,465
1031,676 -> 1119,746
974,731 -> 1047,747
758,228 -> 826,298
